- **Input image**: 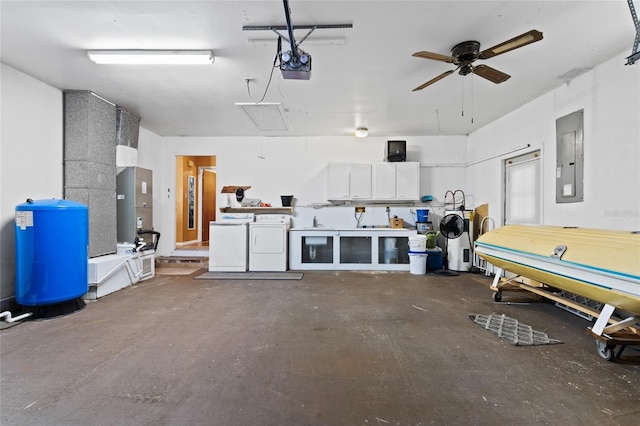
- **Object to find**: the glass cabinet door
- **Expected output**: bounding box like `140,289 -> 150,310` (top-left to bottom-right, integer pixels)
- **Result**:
301,236 -> 334,264
339,236 -> 372,264
378,236 -> 409,264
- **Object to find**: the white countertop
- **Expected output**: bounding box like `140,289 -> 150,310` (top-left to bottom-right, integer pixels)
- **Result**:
290,227 -> 417,232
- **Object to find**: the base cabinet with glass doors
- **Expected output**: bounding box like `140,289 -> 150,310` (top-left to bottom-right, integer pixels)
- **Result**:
289,228 -> 416,270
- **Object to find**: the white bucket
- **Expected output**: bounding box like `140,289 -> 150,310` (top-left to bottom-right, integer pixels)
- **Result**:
408,234 -> 427,252
408,252 -> 428,275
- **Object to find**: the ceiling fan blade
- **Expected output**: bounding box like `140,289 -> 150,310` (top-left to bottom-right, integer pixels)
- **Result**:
412,51 -> 455,63
472,64 -> 511,84
478,29 -> 543,60
412,70 -> 455,91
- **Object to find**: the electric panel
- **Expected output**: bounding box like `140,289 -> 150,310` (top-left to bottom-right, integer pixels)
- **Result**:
556,110 -> 584,203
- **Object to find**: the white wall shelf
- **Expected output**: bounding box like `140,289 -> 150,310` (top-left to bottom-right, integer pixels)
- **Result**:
220,207 -> 293,215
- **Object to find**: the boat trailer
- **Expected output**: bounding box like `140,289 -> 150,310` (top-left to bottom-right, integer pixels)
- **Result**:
490,268 -> 640,362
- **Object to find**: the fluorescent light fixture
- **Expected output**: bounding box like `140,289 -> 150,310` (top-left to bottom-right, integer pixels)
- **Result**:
88,50 -> 214,65
235,102 -> 290,132
355,127 -> 368,138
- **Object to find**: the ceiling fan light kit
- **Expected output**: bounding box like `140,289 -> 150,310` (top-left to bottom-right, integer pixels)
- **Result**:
412,29 -> 543,91
481,30 -> 543,58
87,50 -> 214,65
490,36 -> 533,55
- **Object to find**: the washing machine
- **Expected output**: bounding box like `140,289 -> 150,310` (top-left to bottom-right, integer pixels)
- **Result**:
249,215 -> 291,271
209,213 -> 254,272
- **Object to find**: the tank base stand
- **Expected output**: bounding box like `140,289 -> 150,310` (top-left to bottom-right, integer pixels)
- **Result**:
27,297 -> 85,320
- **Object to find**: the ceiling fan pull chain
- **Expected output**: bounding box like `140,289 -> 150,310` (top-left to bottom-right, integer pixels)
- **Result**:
471,74 -> 474,124
461,77 -> 464,117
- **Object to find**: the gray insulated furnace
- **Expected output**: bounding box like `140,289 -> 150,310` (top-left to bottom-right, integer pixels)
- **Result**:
116,167 -> 153,243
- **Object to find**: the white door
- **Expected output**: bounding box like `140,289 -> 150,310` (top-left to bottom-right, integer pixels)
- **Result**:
504,151 -> 542,225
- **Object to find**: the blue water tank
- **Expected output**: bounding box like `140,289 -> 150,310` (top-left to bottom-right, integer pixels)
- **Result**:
15,199 -> 88,306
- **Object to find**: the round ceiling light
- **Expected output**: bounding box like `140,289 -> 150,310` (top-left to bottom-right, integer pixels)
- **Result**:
355,127 -> 368,138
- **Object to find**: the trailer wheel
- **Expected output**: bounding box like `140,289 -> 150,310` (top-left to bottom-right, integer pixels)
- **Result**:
596,341 -> 614,361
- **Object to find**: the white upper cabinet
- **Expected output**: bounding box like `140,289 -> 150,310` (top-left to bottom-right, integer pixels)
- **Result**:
328,162 -> 419,202
373,162 -> 420,201
395,162 -> 420,200
349,163 -> 372,200
327,163 -> 351,200
372,162 -> 396,199
327,163 -> 372,201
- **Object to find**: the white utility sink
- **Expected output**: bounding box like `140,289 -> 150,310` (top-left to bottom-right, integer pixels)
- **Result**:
305,236 -> 328,245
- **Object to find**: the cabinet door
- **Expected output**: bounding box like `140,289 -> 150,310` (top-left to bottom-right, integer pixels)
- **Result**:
395,162 -> 420,200
327,163 -> 351,200
373,162 -> 396,199
350,164 -> 372,199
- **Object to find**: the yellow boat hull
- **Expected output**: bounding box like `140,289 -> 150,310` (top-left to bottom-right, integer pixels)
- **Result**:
475,225 -> 640,315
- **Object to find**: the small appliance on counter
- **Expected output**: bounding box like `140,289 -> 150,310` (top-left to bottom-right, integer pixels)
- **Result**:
390,217 -> 404,229
220,185 -> 251,208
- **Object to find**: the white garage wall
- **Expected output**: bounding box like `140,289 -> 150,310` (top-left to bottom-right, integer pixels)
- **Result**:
0,64 -> 63,305
139,135 -> 468,256
2,47 -> 637,302
467,51 -> 640,231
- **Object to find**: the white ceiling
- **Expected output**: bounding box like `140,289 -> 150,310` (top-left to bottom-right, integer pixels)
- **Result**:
1,1 -> 636,138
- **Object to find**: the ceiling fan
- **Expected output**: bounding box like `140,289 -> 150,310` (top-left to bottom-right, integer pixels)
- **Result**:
412,29 -> 543,91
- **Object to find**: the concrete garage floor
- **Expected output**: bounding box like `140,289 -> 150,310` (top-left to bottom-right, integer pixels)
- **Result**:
1,271 -> 639,425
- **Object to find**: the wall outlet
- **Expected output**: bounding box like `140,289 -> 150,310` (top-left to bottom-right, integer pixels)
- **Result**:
355,206 -> 366,213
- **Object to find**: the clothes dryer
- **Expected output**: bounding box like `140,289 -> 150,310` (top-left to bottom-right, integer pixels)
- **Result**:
249,215 -> 291,271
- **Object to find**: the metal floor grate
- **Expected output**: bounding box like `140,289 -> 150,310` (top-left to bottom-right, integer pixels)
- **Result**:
554,290 -> 602,321
470,313 -> 562,346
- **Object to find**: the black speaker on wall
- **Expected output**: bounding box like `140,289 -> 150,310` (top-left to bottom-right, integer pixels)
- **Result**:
386,140 -> 406,162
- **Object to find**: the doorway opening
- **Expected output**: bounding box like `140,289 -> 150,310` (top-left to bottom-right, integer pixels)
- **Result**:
175,155 -> 216,251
